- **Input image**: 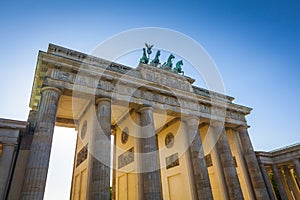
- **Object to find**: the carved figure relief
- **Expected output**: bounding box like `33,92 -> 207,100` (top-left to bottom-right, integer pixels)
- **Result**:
165,132 -> 174,148
121,127 -> 129,144
166,153 -> 179,169
80,120 -> 87,140
118,147 -> 134,169
76,145 -> 88,167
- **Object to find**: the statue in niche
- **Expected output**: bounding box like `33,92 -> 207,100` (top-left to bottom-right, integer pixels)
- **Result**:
172,60 -> 184,75
150,50 -> 161,67
139,48 -> 149,64
161,54 -> 175,70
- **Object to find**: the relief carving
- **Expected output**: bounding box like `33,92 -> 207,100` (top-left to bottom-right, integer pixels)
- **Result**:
205,154 -> 213,167
166,153 -> 179,169
121,127 -> 129,144
76,145 -> 88,167
58,71 -> 71,81
165,133 -> 174,148
226,111 -> 246,122
199,104 -> 211,114
118,147 -> 134,169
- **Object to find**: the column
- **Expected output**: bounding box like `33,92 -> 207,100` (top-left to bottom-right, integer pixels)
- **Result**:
271,164 -> 289,200
21,86 -> 61,200
136,111 -> 144,200
185,117 -> 213,200
139,106 -> 162,200
88,98 -> 111,199
258,163 -> 276,200
291,169 -> 300,193
207,125 -> 229,199
112,128 -> 116,200
0,143 -> 16,199
211,141 -> 229,199
294,159 -> 300,181
238,127 -> 270,200
231,129 -> 256,200
283,167 -> 300,200
279,168 -> 293,200
217,128 -> 244,200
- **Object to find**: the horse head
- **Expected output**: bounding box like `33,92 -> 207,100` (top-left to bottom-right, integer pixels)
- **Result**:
169,54 -> 175,61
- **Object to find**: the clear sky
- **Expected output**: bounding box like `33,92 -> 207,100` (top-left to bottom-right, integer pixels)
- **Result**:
1,0 -> 300,199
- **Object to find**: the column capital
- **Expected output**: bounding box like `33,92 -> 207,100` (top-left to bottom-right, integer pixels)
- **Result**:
111,126 -> 117,135
41,86 -> 62,95
236,125 -> 250,131
138,105 -> 153,112
208,122 -> 226,135
1,143 -> 17,147
209,120 -> 225,128
293,158 -> 300,164
95,97 -> 111,104
0,138 -> 18,146
183,116 -> 199,126
224,127 -> 232,131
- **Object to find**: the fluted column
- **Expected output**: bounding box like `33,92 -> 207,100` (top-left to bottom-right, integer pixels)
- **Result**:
0,143 -> 16,199
112,128 -> 116,200
217,128 -> 244,200
258,162 -> 276,200
271,164 -> 289,200
283,167 -> 300,200
238,127 -> 270,200
21,86 -> 61,200
185,117 -> 213,200
139,106 -> 162,200
294,159 -> 300,181
279,168 -> 294,200
88,98 -> 111,199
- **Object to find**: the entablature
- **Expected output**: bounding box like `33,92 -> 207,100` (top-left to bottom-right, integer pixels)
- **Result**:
29,44 -> 252,126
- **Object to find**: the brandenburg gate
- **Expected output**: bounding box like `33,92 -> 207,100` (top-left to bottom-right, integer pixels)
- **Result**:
2,43 -> 298,200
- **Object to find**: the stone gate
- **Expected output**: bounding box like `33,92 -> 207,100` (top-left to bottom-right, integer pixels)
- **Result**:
0,44 -> 278,200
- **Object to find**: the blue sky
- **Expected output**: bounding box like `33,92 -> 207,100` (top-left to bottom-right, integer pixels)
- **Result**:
1,0 -> 300,199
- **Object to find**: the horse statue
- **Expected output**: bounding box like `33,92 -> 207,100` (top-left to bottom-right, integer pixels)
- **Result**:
150,50 -> 161,67
139,48 -> 149,64
172,60 -> 184,75
161,54 -> 175,70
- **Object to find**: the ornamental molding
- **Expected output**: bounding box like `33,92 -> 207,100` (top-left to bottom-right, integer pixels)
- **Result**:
30,44 -> 252,125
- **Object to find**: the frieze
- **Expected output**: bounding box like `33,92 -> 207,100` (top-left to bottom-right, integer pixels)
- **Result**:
226,111 -> 246,122
49,69 -> 247,123
51,69 -> 73,83
199,104 -> 211,114
47,60 -> 247,124
97,80 -> 114,91
50,69 -> 76,84
51,69 -> 102,89
211,107 -> 227,117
